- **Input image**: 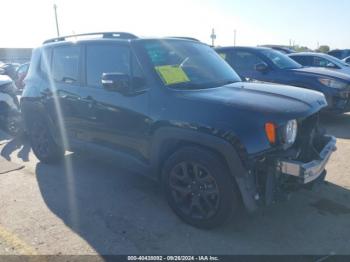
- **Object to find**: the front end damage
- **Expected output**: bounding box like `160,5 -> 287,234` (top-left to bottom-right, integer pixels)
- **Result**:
249,113 -> 337,206
328,89 -> 350,114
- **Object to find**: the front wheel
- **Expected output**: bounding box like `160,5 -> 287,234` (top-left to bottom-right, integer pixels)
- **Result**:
28,117 -> 64,163
162,146 -> 240,229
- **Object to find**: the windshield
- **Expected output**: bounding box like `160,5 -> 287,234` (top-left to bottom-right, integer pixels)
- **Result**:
262,49 -> 302,69
138,39 -> 241,89
323,54 -> 350,67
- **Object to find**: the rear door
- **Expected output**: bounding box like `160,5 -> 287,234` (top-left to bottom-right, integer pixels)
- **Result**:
77,42 -> 150,161
44,44 -> 85,142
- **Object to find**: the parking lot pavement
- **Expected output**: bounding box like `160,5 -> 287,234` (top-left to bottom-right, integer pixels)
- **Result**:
0,114 -> 349,255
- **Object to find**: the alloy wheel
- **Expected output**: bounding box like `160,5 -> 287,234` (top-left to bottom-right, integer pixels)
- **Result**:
169,161 -> 220,220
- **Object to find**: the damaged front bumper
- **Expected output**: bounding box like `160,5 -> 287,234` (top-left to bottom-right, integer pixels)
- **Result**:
276,135 -> 337,184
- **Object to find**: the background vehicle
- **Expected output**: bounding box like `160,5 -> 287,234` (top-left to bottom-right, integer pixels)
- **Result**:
288,52 -> 350,75
260,45 -> 296,54
0,75 -> 22,135
343,56 -> 350,65
328,49 -> 350,60
0,63 -> 20,80
216,46 -> 350,114
14,62 -> 30,91
22,32 -> 335,229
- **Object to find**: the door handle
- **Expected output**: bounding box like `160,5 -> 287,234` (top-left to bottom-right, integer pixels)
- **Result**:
83,96 -> 96,108
84,96 -> 94,101
41,88 -> 53,97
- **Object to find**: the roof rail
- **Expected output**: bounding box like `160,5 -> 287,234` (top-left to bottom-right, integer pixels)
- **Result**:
43,32 -> 138,44
168,37 -> 201,42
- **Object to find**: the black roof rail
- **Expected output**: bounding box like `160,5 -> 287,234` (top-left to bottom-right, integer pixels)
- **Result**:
43,32 -> 138,44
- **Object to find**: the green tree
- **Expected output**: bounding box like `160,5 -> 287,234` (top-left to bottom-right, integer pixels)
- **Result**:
293,45 -> 311,52
316,45 -> 330,53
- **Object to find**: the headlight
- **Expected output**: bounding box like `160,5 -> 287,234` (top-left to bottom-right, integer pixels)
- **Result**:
318,78 -> 348,89
283,120 -> 298,145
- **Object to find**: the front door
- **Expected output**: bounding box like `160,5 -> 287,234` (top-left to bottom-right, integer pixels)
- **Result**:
226,50 -> 277,83
77,43 -> 150,161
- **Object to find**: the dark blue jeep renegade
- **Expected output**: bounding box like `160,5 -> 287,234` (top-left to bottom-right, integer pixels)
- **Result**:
21,32 -> 336,228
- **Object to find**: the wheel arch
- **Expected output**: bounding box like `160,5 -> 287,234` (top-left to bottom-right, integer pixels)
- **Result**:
150,126 -> 258,212
21,99 -> 61,145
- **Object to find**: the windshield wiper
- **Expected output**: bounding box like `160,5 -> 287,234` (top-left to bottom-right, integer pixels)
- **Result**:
216,79 -> 238,86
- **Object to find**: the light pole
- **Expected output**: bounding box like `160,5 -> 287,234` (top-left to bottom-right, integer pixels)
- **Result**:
210,28 -> 216,47
53,4 -> 60,37
234,30 -> 237,46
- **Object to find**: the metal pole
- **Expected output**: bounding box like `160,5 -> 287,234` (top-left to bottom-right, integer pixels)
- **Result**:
234,30 -> 236,46
210,28 -> 216,47
54,4 -> 60,37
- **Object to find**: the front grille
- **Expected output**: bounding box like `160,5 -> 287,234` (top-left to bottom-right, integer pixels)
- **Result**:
294,113 -> 321,162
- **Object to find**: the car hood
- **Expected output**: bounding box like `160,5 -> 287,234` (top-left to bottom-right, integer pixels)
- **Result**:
0,75 -> 12,86
182,82 -> 327,120
291,67 -> 350,81
336,67 -> 350,75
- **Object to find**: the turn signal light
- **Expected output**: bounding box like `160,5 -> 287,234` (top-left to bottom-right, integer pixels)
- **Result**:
265,122 -> 276,144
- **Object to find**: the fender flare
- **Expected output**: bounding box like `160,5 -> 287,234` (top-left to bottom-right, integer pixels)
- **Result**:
150,126 -> 258,212
21,99 -> 62,146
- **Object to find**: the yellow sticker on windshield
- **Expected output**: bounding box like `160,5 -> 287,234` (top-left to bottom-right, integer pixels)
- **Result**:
219,53 -> 226,60
155,65 -> 190,85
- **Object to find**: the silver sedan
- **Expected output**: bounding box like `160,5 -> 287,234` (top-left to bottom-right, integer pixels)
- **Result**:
288,52 -> 350,75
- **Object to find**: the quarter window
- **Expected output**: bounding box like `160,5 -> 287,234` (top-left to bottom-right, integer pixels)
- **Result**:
52,46 -> 80,84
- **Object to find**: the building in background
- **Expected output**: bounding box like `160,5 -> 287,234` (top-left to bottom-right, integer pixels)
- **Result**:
0,48 -> 32,64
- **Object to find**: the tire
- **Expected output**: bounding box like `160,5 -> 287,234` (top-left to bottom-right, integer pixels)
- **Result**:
162,146 -> 240,229
28,116 -> 64,164
5,113 -> 23,137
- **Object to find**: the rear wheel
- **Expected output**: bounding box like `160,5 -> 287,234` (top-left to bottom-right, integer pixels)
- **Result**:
5,113 -> 23,137
28,117 -> 64,163
162,146 -> 240,229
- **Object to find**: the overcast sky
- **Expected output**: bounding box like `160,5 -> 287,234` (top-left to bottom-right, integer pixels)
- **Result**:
1,0 -> 349,49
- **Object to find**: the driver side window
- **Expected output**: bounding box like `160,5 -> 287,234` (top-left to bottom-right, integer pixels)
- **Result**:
312,56 -> 335,68
86,44 -> 146,91
86,44 -> 130,87
226,51 -> 264,71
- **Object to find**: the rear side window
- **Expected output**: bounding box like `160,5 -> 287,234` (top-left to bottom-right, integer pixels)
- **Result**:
226,51 -> 264,71
86,44 -> 130,87
312,56 -> 333,67
52,46 -> 80,84
291,56 -> 312,66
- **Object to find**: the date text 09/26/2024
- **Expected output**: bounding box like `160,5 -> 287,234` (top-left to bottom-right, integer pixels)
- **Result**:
127,256 -> 219,261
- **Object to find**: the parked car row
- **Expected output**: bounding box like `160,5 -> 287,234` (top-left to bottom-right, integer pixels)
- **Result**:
0,62 -> 20,80
328,49 -> 350,60
0,61 -> 30,91
0,74 -> 22,135
343,56 -> 350,65
216,46 -> 350,114
17,32 -> 339,229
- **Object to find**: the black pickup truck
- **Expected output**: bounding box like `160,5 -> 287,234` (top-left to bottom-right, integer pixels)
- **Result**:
21,32 -> 336,228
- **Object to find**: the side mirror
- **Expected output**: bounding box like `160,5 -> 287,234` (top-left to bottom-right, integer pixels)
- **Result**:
254,62 -> 269,73
101,73 -> 130,93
